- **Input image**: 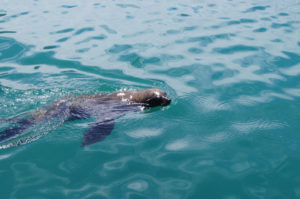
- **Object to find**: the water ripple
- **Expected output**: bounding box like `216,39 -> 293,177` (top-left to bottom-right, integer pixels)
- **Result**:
232,120 -> 287,134
213,45 -> 261,54
235,90 -> 292,106
243,5 -> 270,13
1,0 -> 300,198
0,37 -> 28,62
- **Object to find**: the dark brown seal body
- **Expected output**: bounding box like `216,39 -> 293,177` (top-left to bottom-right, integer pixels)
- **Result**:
0,88 -> 171,147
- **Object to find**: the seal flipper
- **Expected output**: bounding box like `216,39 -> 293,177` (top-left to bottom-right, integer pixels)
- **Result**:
82,119 -> 115,147
0,119 -> 33,142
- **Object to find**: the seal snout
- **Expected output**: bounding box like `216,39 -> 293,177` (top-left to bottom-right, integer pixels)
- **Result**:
162,96 -> 171,106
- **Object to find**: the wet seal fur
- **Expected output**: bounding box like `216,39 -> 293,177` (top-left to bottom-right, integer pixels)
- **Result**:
0,88 -> 171,148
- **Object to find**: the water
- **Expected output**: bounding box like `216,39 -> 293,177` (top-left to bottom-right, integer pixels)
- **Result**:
1,0 -> 300,198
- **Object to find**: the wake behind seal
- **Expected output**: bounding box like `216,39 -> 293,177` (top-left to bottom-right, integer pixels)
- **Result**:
0,88 -> 171,148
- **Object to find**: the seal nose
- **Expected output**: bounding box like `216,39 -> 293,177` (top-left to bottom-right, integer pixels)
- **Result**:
163,97 -> 171,106
166,98 -> 171,105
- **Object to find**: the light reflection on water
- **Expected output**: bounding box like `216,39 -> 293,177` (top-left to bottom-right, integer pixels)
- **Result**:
1,0 -> 300,198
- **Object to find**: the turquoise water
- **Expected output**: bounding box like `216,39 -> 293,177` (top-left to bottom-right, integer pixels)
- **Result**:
1,0 -> 300,198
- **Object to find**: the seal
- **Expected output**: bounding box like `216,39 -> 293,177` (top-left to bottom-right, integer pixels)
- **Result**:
0,88 -> 171,147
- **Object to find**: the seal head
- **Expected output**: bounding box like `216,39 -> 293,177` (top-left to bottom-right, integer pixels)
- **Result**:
128,88 -> 171,107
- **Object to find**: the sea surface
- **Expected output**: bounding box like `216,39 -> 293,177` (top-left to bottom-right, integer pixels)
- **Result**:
1,0 -> 300,198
